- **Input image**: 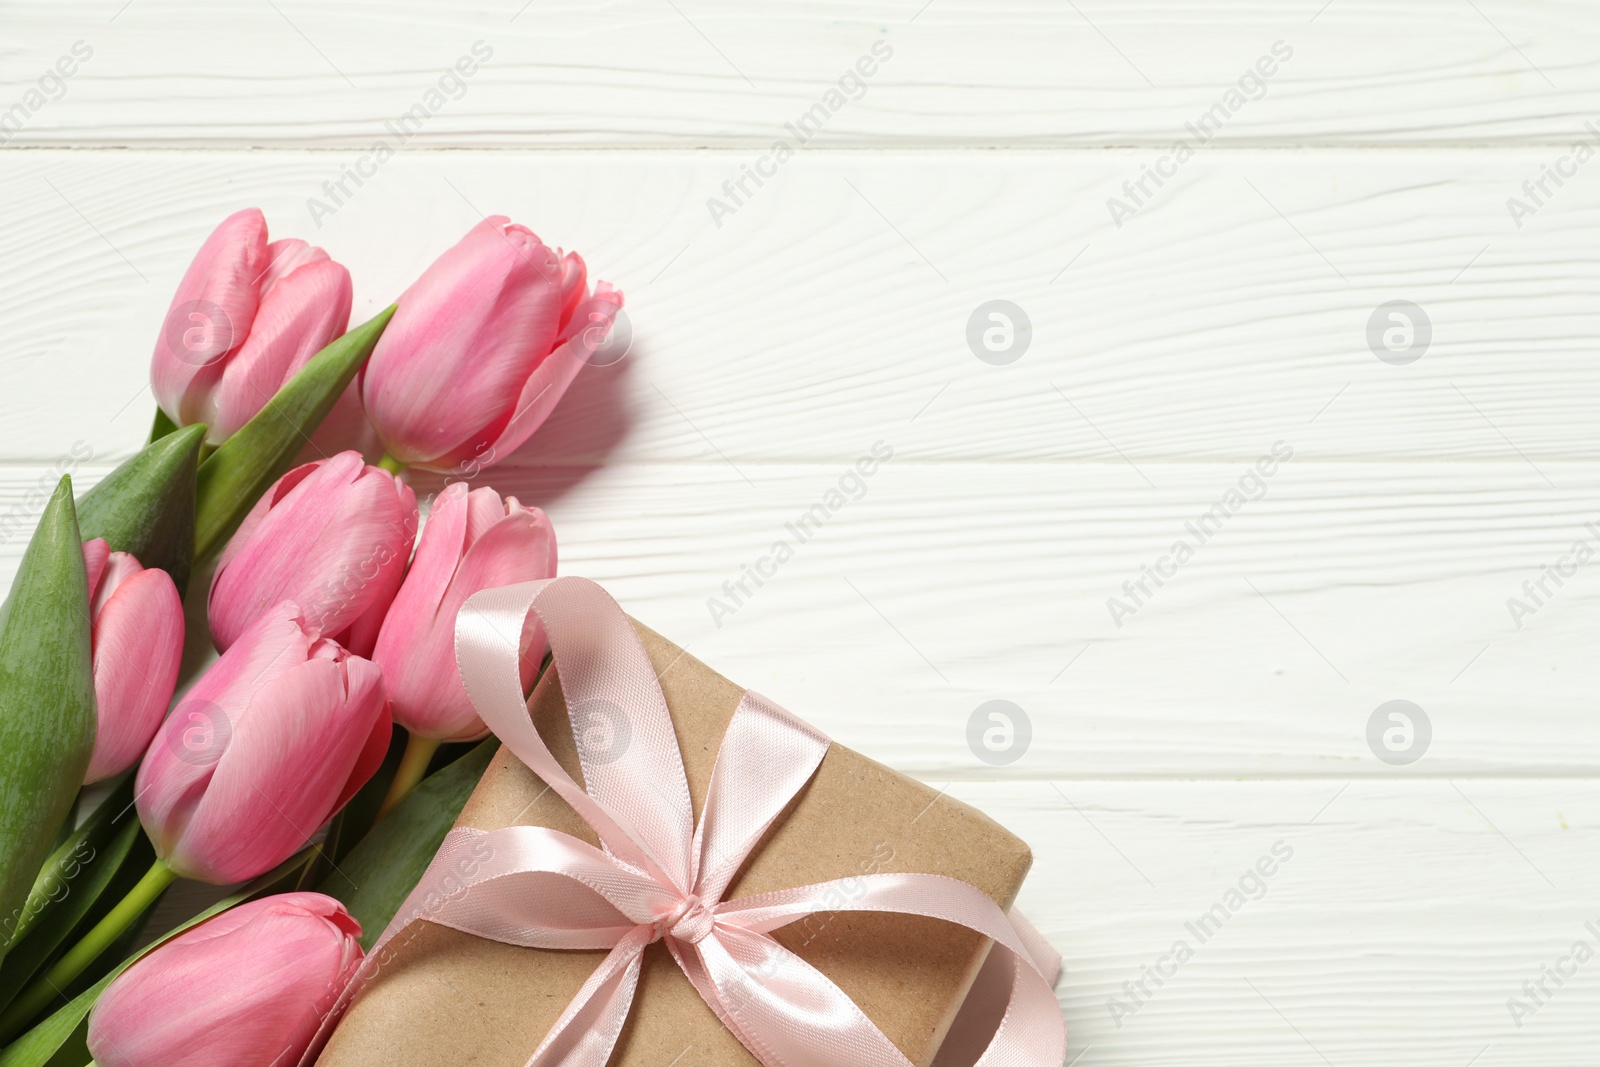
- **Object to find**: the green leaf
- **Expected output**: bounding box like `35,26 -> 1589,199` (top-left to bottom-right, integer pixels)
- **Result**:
324,737 -> 498,951
75,425 -> 203,597
47,832 -> 161,1012
3,778 -> 132,952
147,409 -> 179,445
309,730 -> 407,889
0,850 -> 314,1067
317,732 -> 481,876
0,480 -> 95,972
193,306 -> 396,564
0,817 -> 141,1018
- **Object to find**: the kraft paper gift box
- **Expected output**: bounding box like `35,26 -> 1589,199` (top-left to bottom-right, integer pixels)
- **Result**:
318,618 -> 1036,1067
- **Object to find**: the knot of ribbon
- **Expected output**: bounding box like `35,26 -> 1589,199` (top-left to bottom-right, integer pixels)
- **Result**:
336,577 -> 1066,1067
657,893 -> 715,944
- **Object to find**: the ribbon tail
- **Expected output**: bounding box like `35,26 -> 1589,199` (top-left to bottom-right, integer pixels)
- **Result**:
931,939 -> 1064,1067
523,925 -> 655,1067
694,926 -> 915,1067
1005,909 -> 1060,985
667,936 -> 815,1066
665,938 -> 764,1055
714,874 -> 1066,1067
972,946 -> 1065,1067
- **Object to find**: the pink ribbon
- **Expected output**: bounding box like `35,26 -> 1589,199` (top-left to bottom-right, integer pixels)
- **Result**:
340,577 -> 1065,1067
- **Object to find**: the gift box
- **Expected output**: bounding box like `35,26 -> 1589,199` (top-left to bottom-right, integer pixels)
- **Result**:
317,582 -> 1049,1067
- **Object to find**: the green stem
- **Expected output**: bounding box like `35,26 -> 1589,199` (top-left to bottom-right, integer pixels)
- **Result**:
377,453 -> 406,476
376,732 -> 440,822
0,859 -> 175,1038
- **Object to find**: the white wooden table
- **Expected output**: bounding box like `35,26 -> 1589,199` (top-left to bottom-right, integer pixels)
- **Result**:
4,3 -> 1598,1063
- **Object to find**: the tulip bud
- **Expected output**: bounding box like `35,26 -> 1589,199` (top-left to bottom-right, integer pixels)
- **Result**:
137,603 -> 390,884
359,216 -> 623,473
81,539 -> 185,784
86,892 -> 362,1067
208,452 -> 418,656
373,483 -> 556,740
152,208 -> 354,446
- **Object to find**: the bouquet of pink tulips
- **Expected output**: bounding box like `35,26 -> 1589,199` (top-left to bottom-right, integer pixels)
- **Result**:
0,211 -> 622,1067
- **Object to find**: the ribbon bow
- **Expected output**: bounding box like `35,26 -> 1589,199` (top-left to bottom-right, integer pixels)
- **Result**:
356,577 -> 1066,1067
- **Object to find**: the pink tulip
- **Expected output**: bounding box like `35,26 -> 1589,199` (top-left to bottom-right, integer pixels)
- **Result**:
137,603 -> 390,884
209,452 -> 418,656
151,208 -> 353,445
80,540 -> 185,785
359,216 -> 623,473
373,483 -> 556,740
86,892 -> 362,1067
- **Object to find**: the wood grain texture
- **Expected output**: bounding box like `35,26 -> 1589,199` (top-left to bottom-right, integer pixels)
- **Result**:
977,778 -> 1600,1066
4,6 -> 1598,1058
1,149 -> 1598,465
7,459 -> 1597,779
149,778 -> 1600,1066
0,2 -> 1597,147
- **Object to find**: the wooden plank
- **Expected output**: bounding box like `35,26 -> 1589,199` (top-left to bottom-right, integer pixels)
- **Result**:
1,149 -> 1598,467
9,458 -> 1600,778
141,779 -> 1600,1063
8,6 -> 1599,1063
0,2 -> 1596,147
966,778 -> 1600,1066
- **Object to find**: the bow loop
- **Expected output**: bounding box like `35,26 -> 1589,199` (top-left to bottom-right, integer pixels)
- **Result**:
455,579 -> 695,890
689,690 -> 831,906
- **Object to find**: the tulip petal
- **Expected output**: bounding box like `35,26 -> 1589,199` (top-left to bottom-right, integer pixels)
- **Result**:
86,566 -> 185,783
333,474 -> 418,658
150,208 -> 268,426
371,485 -> 471,737
380,507 -> 556,741
331,657 -> 391,812
206,259 -> 353,444
214,459 -> 319,576
172,654 -> 384,883
137,603 -> 313,857
88,893 -> 360,1067
209,453 -> 416,650
93,550 -> 145,610
259,237 -> 331,295
372,482 -> 469,654
445,506 -> 557,695
82,538 -> 110,602
483,286 -> 624,464
556,251 -> 589,330
463,485 -> 507,547
360,217 -> 565,467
